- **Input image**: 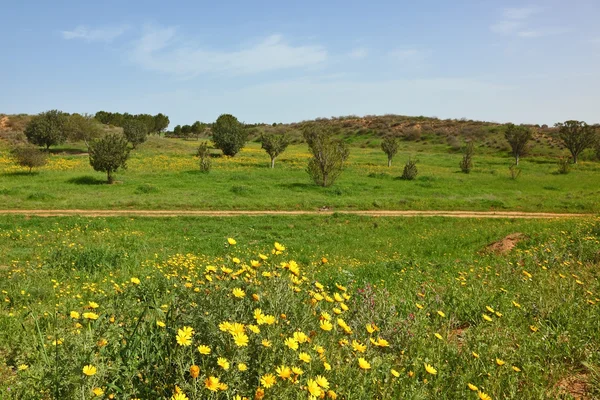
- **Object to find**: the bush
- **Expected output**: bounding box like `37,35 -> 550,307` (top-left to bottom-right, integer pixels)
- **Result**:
459,142 -> 474,173
212,114 -> 248,156
196,142 -> 212,173
88,133 -> 131,184
123,120 -> 148,149
557,157 -> 571,174
303,125 -> 346,187
401,158 -> 418,180
10,145 -> 48,173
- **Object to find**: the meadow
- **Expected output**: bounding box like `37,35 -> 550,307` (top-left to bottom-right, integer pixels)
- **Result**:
0,135 -> 599,213
1,215 -> 599,399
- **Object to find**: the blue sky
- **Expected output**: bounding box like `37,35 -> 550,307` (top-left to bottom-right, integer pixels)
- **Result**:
2,0 -> 600,127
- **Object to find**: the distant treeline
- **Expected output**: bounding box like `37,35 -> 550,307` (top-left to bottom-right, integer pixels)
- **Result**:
94,111 -> 170,134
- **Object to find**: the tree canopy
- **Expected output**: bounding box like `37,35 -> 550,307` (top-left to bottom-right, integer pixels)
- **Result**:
211,114 -> 248,156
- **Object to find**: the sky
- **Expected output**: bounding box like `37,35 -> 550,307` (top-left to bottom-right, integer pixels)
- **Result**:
2,0 -> 600,127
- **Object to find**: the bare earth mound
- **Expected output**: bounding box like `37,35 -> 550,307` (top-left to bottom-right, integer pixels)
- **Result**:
486,233 -> 526,255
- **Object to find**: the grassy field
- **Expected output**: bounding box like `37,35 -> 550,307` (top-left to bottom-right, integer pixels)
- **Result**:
1,136 -> 599,212
1,215 -> 599,399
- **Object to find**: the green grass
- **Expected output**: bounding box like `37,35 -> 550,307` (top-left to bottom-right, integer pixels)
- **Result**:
0,136 -> 599,212
1,215 -> 599,398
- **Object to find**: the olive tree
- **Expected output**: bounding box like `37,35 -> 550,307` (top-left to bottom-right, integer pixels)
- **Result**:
555,120 -> 597,164
88,133 -> 130,184
24,110 -> 68,149
303,125 -> 346,187
211,114 -> 247,156
381,136 -> 399,167
504,124 -> 532,165
261,133 -> 289,168
123,120 -> 148,149
10,145 -> 48,173
64,113 -> 103,148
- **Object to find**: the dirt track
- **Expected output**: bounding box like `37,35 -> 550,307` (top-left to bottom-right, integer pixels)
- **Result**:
0,210 -> 593,219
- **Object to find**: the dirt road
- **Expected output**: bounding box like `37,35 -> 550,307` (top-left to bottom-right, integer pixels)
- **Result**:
0,209 -> 592,218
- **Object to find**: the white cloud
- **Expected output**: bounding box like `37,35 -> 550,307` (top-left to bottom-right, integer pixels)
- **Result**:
503,7 -> 541,20
129,25 -> 327,78
348,47 -> 368,59
490,6 -> 561,38
388,47 -> 430,63
61,25 -> 128,42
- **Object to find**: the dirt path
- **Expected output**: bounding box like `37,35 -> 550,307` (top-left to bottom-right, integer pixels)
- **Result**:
0,209 -> 592,218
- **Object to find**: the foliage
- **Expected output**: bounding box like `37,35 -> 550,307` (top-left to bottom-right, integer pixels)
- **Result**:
303,125 -> 346,187
196,142 -> 212,173
509,164 -> 521,180
88,133 -> 131,183
24,110 -> 69,149
261,133 -> 290,168
153,113 -> 170,134
123,120 -> 148,149
555,120 -> 597,164
335,140 -> 350,168
459,142 -> 474,173
401,158 -> 418,180
64,113 -> 103,147
557,157 -> 571,174
173,125 -> 182,136
381,136 -> 399,167
94,111 -> 169,134
504,124 -> 532,165
10,145 -> 48,173
212,114 -> 248,157
191,121 -> 207,140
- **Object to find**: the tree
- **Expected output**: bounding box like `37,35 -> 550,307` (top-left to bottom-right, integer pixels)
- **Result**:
211,114 -> 247,156
504,124 -> 532,165
335,140 -> 350,168
181,124 -> 192,139
136,114 -> 156,134
153,113 -> 170,134
196,142 -> 211,173
260,133 -> 289,168
459,141 -> 474,173
10,145 -> 48,173
64,113 -> 103,148
123,120 -> 148,149
555,120 -> 597,164
173,125 -> 182,136
88,133 -> 130,184
191,121 -> 206,140
303,125 -> 346,187
381,136 -> 399,167
24,110 -> 68,149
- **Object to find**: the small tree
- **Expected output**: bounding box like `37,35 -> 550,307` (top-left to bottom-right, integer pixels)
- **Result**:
211,114 -> 247,156
10,145 -> 48,173
88,133 -> 130,184
153,113 -> 170,134
196,142 -> 212,173
123,120 -> 148,149
181,125 -> 193,139
173,125 -> 182,136
555,120 -> 596,164
261,133 -> 290,168
459,141 -> 474,173
24,110 -> 68,150
335,140 -> 350,168
191,121 -> 206,140
504,124 -> 532,165
64,113 -> 103,148
401,158 -> 418,180
303,125 -> 345,187
381,136 -> 399,167
557,157 -> 571,174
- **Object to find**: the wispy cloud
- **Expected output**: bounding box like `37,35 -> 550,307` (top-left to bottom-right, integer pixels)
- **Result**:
388,47 -> 430,64
129,25 -> 327,78
348,47 -> 368,59
61,25 -> 129,42
490,6 -> 564,38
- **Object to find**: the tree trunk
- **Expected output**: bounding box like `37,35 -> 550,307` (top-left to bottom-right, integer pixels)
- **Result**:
388,158 -> 392,167
515,154 -> 519,165
270,157 -> 275,169
107,171 -> 114,184
572,153 -> 578,164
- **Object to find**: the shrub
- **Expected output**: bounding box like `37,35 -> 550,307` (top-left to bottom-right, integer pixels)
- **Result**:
504,124 -> 532,165
88,133 -> 131,184
261,133 -> 289,168
509,163 -> 521,180
380,136 -> 399,167
557,157 -> 571,174
459,142 -> 474,173
24,110 -> 69,149
303,125 -> 346,187
212,114 -> 248,156
401,158 -> 418,180
196,142 -> 212,173
123,120 -> 148,149
10,145 -> 48,173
